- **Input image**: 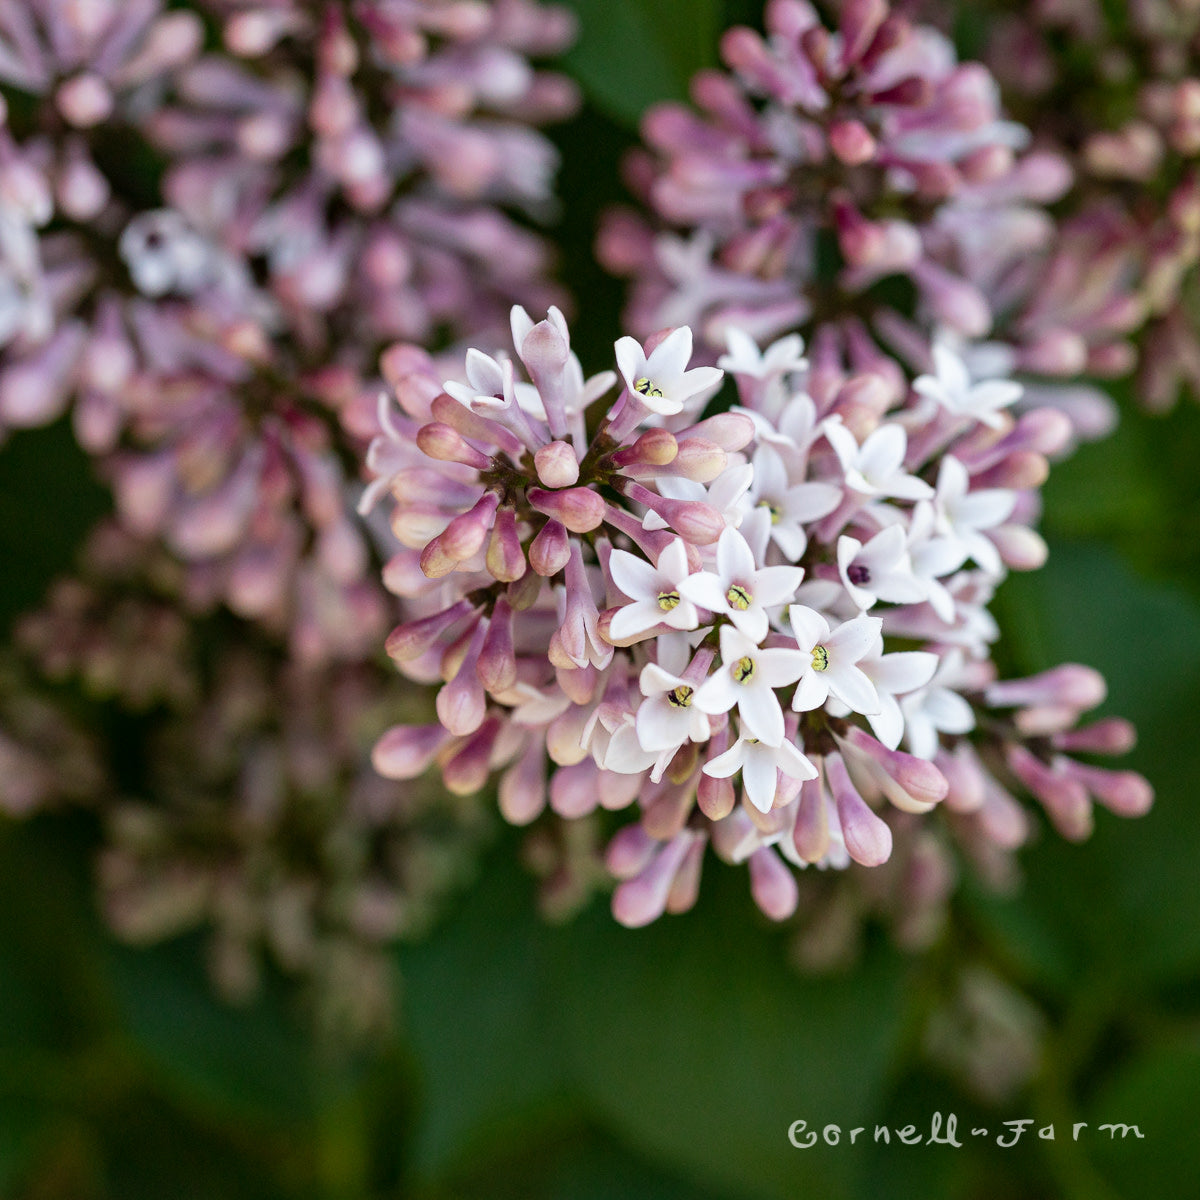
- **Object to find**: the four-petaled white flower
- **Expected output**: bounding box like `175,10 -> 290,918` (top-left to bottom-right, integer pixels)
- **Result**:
636,661 -> 712,781
747,444 -> 841,559
824,421 -> 934,501
614,326 -> 724,417
836,525 -> 928,610
607,538 -> 700,641
900,649 -> 978,759
826,650 -> 939,749
679,526 -> 804,641
789,606 -> 884,715
693,625 -> 807,746
931,456 -> 1016,576
913,339 -> 1023,430
703,735 -> 817,814
718,328 -> 807,380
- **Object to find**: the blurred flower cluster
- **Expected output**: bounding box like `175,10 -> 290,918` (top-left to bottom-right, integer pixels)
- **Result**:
0,0 -> 575,1031
368,304 -> 1151,936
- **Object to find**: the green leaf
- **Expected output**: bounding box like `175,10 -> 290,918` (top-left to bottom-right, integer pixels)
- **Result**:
1087,1036 -> 1200,1199
102,936 -> 321,1126
558,0 -> 722,127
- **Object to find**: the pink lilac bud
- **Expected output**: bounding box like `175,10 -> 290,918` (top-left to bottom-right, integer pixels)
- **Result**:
987,665 -> 1107,710
477,600 -> 517,694
499,740 -> 547,825
486,508 -> 527,582
606,823 -> 659,880
534,441 -> 580,488
748,847 -> 799,920
612,830 -> 700,928
528,519 -> 572,576
1057,760 -> 1154,817
839,726 -> 949,814
792,773 -> 831,863
1005,744 -> 1093,840
527,486 -> 606,533
371,723 -> 452,779
1050,717 -> 1137,756
442,720 -> 503,797
827,752 -> 893,866
416,423 -> 493,470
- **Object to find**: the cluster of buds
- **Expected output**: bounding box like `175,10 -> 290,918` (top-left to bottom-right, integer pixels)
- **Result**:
0,0 -> 577,660
8,521 -> 489,1040
598,0 -> 1142,439
959,0 -> 1200,412
369,306 -> 1152,929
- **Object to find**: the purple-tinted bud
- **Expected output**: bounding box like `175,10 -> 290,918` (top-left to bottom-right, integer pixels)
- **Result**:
668,438 -> 727,483
431,394 -> 524,457
839,0 -> 888,66
550,761 -> 600,818
1006,744 -> 1092,841
989,526 -> 1049,571
870,76 -> 934,108
977,779 -> 1031,850
528,486 -> 606,533
477,600 -> 517,694
912,261 -> 991,337
534,440 -> 580,488
612,831 -> 697,928
498,741 -> 547,825
829,119 -> 877,165
697,769 -> 736,821
612,428 -> 679,468
1019,330 -> 1089,376
792,774 -> 831,863
371,723 -> 451,779
987,665 -> 1107,711
436,622 -> 488,737
1050,717 -> 1137,756
827,753 -> 892,866
486,507 -> 527,582
442,720 -> 501,796
438,492 -> 501,562
971,451 -> 1049,491
606,823 -> 659,879
1059,761 -> 1154,817
416,422 -> 492,470
936,746 -> 987,813
749,847 -> 799,920
685,412 -> 756,451
528,520 -> 572,576
666,837 -> 705,915
839,726 -> 949,813
385,600 -> 474,662
57,73 -> 114,127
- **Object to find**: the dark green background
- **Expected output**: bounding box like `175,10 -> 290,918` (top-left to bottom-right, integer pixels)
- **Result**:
2,2 -> 1198,1197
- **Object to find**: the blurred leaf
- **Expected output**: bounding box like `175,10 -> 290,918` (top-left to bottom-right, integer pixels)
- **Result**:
986,541 -> 1200,985
559,0 -> 721,127
0,420 -> 110,633
398,851 -> 577,1181
103,937 -> 320,1126
1087,1036 -> 1200,1198
549,865 -> 906,1200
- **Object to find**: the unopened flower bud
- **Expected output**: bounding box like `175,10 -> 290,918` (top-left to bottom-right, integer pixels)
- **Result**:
528,486 -> 606,533
486,507 -> 526,582
534,440 -> 580,488
748,847 -> 799,919
528,519 -> 571,576
371,723 -> 451,779
828,753 -> 892,866
416,422 -> 491,470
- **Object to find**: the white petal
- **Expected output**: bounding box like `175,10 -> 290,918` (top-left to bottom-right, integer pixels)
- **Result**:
614,336 -> 645,393
828,664 -> 881,715
738,683 -> 784,745
704,739 -> 747,778
788,604 -> 829,651
742,749 -> 779,812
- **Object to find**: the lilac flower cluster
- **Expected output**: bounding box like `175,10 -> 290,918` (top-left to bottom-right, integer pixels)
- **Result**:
368,306 -> 1152,928
11,522 -> 488,1039
598,0 -> 1141,438
0,0 -> 577,661
963,0 -> 1200,412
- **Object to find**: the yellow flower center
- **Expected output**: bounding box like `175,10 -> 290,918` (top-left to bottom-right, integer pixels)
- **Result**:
634,377 -> 664,399
757,500 -> 782,525
733,655 -> 756,684
726,583 -> 753,611
656,590 -> 681,612
811,645 -> 829,672
667,685 -> 694,708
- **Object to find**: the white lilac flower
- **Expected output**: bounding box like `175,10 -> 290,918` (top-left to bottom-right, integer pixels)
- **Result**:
747,444 -> 842,559
693,625 -> 807,746
703,734 -> 817,814
827,650 -> 940,749
678,526 -> 804,641
717,328 -> 807,379
614,325 -> 723,417
443,346 -> 512,408
824,421 -> 934,501
931,456 -> 1016,576
906,499 -> 970,623
635,660 -> 713,782
836,525 -> 928,611
789,606 -> 884,715
913,339 -> 1023,430
607,538 -> 700,641
901,650 -> 978,759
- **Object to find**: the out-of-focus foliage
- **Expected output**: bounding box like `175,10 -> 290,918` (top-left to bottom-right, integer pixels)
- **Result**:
1,2 -> 1197,1198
